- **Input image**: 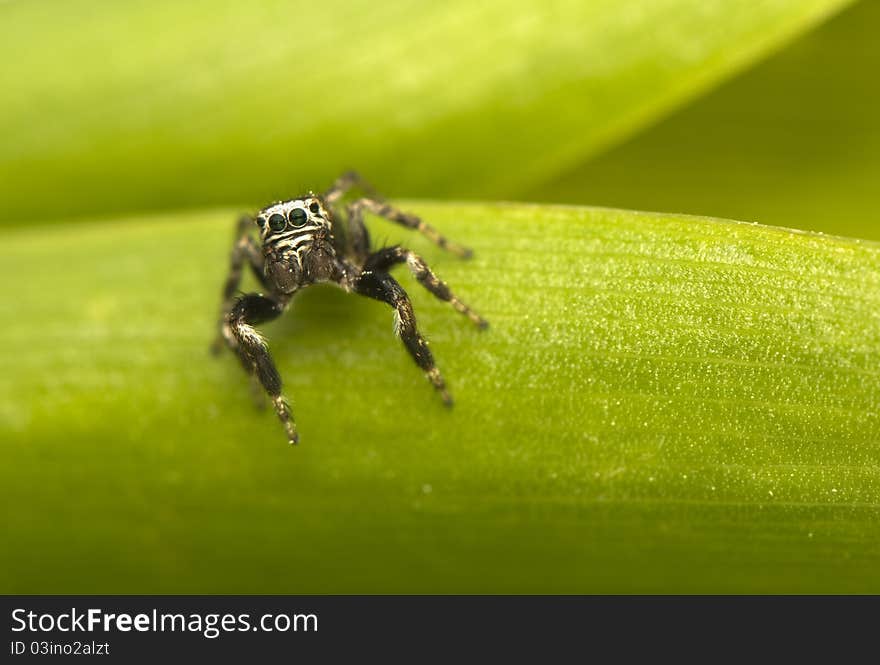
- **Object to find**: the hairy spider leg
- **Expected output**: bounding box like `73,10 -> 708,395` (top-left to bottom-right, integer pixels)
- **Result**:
226,294 -> 299,445
350,269 -> 453,406
212,215 -> 271,354
364,246 -> 488,329
323,169 -> 384,205
336,195 -> 372,263
347,197 -> 473,259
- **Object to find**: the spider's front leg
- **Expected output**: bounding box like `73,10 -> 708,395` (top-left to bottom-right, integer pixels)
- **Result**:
226,293 -> 299,445
364,246 -> 488,329
351,269 -> 453,406
211,215 -> 270,354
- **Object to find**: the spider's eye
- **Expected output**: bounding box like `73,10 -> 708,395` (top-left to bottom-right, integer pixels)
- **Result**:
268,213 -> 286,232
309,201 -> 321,214
255,216 -> 267,230
288,207 -> 309,227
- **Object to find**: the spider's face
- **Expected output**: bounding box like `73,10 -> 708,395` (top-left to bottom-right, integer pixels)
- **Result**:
255,195 -> 331,247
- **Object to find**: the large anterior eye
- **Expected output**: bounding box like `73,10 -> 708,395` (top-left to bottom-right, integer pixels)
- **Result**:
288,207 -> 309,227
268,213 -> 286,231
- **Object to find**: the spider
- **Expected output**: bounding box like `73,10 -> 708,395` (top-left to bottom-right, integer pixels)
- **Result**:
212,171 -> 487,445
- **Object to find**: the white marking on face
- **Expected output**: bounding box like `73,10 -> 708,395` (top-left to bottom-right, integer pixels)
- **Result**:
264,199 -> 328,224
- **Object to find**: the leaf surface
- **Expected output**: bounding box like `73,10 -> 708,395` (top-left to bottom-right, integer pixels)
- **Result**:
1,202 -> 878,592
0,0 -> 853,223
537,0 -> 880,240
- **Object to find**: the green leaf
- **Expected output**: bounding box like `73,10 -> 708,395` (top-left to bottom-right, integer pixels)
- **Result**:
2,202 -> 878,593
536,0 -> 880,241
0,0 -> 854,224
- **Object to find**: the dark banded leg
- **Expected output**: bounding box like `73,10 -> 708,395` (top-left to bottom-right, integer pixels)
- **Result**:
226,294 -> 299,445
352,269 -> 452,406
347,197 -> 473,259
212,215 -> 269,354
364,246 -> 488,329
323,169 -> 383,204
343,198 -> 372,263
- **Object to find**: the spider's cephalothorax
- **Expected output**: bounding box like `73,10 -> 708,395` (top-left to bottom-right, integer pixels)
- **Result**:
212,171 -> 487,445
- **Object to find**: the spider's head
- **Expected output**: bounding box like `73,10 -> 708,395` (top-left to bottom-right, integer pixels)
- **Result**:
254,194 -> 331,243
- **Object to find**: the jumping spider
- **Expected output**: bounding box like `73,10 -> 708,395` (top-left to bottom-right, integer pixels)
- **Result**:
212,171 -> 487,445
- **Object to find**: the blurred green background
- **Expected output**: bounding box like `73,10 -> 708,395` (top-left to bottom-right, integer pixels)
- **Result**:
534,0 -> 880,240
2,0 -> 879,593
0,0 -> 869,233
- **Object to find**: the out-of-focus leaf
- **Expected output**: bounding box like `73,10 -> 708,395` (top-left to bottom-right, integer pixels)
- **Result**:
536,0 -> 880,240
0,0 -> 853,224
1,202 -> 878,592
